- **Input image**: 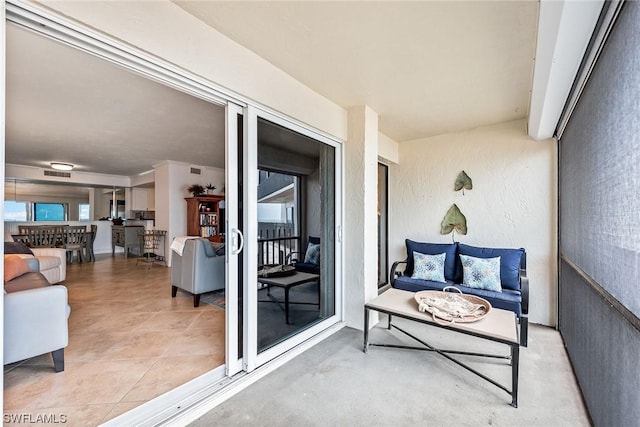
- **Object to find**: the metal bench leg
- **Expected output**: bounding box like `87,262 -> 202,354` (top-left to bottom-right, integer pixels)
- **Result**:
511,344 -> 520,408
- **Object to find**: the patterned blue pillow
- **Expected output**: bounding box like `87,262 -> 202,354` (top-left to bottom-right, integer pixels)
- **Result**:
304,243 -> 320,265
460,255 -> 502,292
411,252 -> 446,283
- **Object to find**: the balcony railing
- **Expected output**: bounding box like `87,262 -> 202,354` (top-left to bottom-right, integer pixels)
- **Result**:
258,228 -> 300,266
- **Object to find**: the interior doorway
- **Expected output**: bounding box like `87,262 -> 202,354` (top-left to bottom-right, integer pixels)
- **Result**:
3,19 -> 230,424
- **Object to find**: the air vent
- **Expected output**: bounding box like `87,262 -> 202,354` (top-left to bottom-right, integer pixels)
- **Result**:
44,170 -> 71,178
190,167 -> 202,175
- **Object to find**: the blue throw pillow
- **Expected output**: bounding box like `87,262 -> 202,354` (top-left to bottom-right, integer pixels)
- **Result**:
411,252 -> 446,282
457,244 -> 524,290
459,254 -> 502,292
304,243 -> 320,265
405,240 -> 457,281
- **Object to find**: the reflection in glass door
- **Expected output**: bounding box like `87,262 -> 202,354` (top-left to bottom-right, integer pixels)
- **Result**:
254,117 -> 336,353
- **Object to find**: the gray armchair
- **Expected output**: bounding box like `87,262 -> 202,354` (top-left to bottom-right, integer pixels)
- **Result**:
4,259 -> 70,372
171,238 -> 225,307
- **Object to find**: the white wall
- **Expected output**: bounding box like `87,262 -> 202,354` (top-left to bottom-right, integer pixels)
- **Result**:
154,161 -> 225,265
345,106 -> 380,328
378,132 -> 399,164
391,119 -> 557,326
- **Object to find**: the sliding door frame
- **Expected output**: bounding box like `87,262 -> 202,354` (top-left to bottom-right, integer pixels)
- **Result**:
225,102 -> 244,376
4,0 -> 345,423
246,107 -> 344,369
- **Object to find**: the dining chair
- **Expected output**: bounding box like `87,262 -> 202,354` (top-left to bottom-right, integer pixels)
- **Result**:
84,224 -> 97,262
64,226 -> 87,263
33,226 -> 59,248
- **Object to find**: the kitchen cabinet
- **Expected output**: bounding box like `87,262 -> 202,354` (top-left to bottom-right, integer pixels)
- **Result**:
131,188 -> 154,211
111,225 -> 144,257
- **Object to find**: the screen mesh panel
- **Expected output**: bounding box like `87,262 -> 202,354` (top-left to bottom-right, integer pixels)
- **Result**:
560,1 -> 640,315
559,2 -> 640,426
559,263 -> 640,427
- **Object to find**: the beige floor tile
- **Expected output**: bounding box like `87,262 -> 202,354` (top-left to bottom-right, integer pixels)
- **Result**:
162,328 -> 225,358
101,400 -> 147,424
4,255 -> 226,419
69,311 -> 154,335
121,355 -> 223,402
188,308 -> 226,331
4,365 -> 61,411
101,329 -> 184,360
47,359 -> 155,408
136,310 -> 203,331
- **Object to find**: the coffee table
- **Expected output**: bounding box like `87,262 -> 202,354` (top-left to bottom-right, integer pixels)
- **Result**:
364,288 -> 520,407
258,271 -> 320,324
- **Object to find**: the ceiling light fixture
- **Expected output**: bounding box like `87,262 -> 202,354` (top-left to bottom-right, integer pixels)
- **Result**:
50,162 -> 74,171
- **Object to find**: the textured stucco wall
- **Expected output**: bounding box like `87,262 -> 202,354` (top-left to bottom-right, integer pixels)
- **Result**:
390,119 -> 557,326
345,106 -> 380,328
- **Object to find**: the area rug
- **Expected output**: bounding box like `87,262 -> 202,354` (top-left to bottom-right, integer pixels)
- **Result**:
201,289 -> 225,309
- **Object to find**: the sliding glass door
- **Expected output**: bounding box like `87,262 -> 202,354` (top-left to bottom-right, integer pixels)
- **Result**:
241,107 -> 342,370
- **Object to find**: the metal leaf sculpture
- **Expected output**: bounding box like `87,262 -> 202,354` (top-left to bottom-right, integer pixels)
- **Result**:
440,204 -> 467,240
454,170 -> 473,194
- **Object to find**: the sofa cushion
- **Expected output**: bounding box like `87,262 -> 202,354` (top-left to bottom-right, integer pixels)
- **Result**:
459,255 -> 502,292
4,242 -> 34,255
411,252 -> 446,282
450,285 -> 522,317
4,255 -> 31,282
394,275 -> 455,293
4,271 -> 50,293
210,243 -> 226,256
34,255 -> 62,271
405,240 -> 457,281
457,244 -> 524,290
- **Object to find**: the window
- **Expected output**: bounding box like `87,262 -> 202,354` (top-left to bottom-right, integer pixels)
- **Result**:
79,203 -> 90,221
34,203 -> 66,221
4,201 -> 28,221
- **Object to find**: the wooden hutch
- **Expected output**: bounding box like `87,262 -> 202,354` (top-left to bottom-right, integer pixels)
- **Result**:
185,196 -> 225,242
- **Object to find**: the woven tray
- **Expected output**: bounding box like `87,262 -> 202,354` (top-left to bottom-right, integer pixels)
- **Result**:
257,264 -> 296,278
414,286 -> 492,324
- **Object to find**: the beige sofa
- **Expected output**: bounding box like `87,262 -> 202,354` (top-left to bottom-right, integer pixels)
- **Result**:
17,248 -> 67,284
4,237 -> 66,284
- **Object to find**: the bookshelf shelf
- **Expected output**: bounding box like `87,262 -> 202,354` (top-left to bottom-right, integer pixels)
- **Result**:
185,196 -> 225,242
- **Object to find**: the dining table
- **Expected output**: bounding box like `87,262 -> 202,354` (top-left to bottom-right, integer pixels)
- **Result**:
12,225 -> 95,263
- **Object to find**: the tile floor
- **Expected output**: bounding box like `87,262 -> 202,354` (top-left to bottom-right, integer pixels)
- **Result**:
3,254 -> 225,426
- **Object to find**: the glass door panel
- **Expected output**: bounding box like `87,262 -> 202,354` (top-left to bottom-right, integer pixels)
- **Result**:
241,106 -> 342,371
255,116 -> 336,353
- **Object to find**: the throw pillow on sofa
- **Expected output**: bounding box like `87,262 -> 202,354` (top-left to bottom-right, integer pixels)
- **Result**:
4,255 -> 31,282
457,243 -> 524,290
304,242 -> 320,265
4,242 -> 34,255
459,254 -> 502,292
405,239 -> 457,281
411,252 -> 446,282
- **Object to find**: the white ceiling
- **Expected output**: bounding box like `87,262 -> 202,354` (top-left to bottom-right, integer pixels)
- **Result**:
6,24 -> 226,177
175,0 -> 539,142
5,1 -> 542,181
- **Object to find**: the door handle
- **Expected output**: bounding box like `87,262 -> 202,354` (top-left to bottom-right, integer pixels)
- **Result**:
232,228 -> 244,255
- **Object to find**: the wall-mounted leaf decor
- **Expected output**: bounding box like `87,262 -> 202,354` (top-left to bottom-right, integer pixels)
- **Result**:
454,170 -> 473,194
440,204 -> 467,240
